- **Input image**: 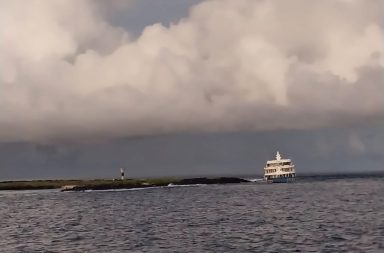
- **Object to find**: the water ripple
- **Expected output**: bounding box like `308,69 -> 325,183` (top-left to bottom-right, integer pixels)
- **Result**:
1,178 -> 384,252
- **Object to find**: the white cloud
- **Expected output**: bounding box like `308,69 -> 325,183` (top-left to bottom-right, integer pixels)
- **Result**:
0,0 -> 383,142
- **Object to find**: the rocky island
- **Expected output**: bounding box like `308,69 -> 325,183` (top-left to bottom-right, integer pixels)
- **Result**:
0,177 -> 250,192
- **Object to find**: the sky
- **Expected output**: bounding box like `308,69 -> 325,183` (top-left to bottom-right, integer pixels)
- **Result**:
0,0 -> 383,180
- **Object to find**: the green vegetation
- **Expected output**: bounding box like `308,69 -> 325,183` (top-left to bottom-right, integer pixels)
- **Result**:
0,180 -> 81,191
0,177 -> 248,191
0,178 -> 181,191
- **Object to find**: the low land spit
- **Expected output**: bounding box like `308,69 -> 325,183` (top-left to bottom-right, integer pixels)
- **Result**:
0,177 -> 250,191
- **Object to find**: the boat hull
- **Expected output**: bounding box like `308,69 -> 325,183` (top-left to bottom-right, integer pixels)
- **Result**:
267,177 -> 295,183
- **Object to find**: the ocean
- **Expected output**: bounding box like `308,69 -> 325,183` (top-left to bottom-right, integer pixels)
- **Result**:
1,175 -> 384,252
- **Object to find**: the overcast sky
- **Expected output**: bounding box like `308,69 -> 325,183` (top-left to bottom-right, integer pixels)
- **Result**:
0,0 -> 383,180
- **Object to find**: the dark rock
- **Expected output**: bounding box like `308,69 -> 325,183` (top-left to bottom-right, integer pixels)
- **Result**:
175,177 -> 249,185
60,177 -> 249,192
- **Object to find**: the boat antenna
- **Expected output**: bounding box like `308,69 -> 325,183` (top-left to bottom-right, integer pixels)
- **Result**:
276,151 -> 281,160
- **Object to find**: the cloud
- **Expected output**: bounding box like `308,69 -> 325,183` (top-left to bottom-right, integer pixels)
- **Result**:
0,0 -> 383,142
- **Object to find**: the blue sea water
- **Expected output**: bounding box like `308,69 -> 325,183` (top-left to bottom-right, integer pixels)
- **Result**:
1,176 -> 384,252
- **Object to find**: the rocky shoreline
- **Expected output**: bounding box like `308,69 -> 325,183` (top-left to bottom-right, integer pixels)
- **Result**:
61,177 -> 250,192
0,177 -> 250,192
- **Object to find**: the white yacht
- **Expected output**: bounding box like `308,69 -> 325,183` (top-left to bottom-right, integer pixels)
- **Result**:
264,151 -> 296,183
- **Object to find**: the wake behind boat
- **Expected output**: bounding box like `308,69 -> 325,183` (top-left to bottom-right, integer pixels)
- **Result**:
264,151 -> 296,183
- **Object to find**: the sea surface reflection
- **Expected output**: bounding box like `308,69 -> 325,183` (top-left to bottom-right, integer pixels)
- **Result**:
1,177 -> 384,252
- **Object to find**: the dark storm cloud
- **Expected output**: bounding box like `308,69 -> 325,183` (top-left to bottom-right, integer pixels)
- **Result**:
1,127 -> 383,180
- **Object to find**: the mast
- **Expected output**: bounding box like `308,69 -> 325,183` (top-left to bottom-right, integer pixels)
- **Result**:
276,151 -> 281,161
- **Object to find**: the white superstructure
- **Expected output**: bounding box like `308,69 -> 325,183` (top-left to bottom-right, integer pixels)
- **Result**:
264,151 -> 296,182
